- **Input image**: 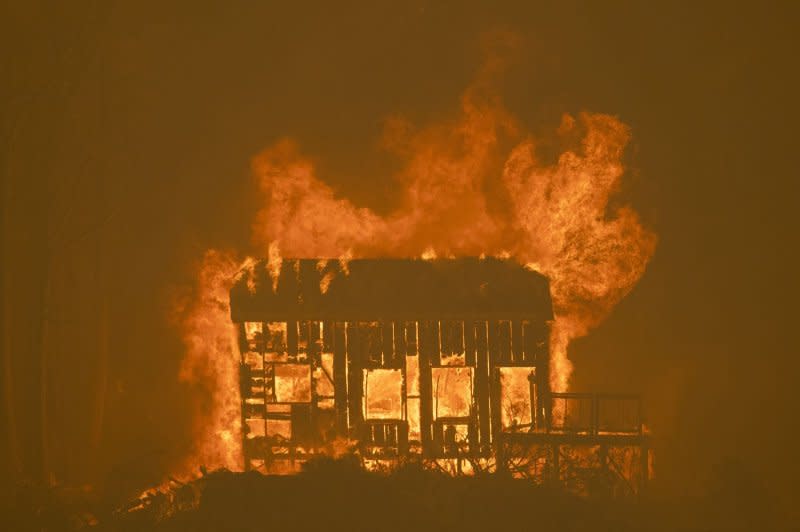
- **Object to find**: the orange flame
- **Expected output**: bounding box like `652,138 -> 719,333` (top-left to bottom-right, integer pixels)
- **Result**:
173,250 -> 249,474
250,88 -> 656,394
176,42 -> 656,472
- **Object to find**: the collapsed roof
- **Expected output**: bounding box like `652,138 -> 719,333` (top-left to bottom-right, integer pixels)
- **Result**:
230,258 -> 553,322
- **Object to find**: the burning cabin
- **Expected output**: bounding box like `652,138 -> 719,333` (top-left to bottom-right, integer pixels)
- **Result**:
231,258 -> 648,491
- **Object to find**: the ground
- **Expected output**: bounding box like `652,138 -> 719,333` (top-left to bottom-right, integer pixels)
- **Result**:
0,456 -> 782,532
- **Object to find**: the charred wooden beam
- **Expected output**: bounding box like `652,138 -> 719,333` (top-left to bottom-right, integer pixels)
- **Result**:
333,322 -> 348,434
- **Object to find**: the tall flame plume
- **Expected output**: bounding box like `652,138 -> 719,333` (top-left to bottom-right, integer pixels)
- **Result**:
175,47 -> 657,473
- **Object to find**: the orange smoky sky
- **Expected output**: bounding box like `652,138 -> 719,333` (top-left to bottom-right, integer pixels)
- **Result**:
1,0 -> 798,521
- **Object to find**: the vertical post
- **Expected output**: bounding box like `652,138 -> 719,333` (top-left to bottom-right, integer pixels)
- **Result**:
528,372 -> 537,431
236,324 -> 250,470
346,322 -> 362,440
240,382 -> 249,470
463,321 -> 477,456
541,320 -> 552,432
394,322 -> 408,444
309,322 -> 319,449
511,320 -> 522,364
474,321 -> 491,455
488,321 -> 503,470
418,320 -> 434,456
333,322 -> 348,435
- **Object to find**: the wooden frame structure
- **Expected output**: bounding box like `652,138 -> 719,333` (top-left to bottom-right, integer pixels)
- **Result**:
231,258 -> 649,495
